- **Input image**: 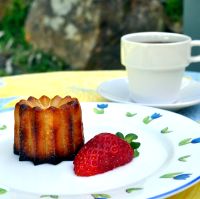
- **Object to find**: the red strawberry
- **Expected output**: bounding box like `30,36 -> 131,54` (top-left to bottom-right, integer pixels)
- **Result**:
73,132 -> 139,176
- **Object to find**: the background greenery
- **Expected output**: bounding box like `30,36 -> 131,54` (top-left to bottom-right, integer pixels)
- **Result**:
0,0 -> 69,76
0,0 -> 183,76
163,0 -> 183,22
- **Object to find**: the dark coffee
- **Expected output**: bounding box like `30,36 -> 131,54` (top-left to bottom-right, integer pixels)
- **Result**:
140,41 -> 177,44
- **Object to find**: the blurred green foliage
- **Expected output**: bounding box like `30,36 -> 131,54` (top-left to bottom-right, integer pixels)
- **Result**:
0,0 -> 68,76
0,0 -> 29,47
163,0 -> 183,22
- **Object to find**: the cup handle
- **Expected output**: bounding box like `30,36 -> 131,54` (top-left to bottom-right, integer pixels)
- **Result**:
190,40 -> 200,62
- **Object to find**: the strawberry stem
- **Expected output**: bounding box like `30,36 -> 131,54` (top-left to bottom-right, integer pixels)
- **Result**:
116,132 -> 141,157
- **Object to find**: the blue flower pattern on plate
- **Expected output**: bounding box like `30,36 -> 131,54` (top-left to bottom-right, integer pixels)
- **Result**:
97,104 -> 108,109
173,173 -> 192,180
179,137 -> 200,146
151,113 -> 162,119
160,172 -> 192,180
191,137 -> 200,144
143,113 -> 162,124
0,103 -> 198,198
94,104 -> 109,114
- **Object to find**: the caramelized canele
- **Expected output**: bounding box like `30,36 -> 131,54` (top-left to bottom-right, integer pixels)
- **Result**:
14,95 -> 84,165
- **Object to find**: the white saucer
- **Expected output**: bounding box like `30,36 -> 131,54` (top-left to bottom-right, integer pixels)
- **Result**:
97,77 -> 200,111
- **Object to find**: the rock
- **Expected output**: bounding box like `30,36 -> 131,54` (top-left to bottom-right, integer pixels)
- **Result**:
25,0 -> 164,70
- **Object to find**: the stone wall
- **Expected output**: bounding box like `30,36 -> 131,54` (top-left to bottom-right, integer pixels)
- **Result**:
25,0 -> 165,70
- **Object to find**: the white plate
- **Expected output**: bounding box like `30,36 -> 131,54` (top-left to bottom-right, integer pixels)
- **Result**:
97,78 -> 200,111
0,102 -> 200,199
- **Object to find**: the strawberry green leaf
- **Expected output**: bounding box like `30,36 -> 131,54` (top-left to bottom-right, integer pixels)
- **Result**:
130,142 -> 141,149
116,132 -> 124,139
134,149 -> 140,157
125,133 -> 138,143
116,132 -> 141,158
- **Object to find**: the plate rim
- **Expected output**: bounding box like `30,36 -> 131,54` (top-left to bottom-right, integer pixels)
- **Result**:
0,102 -> 200,199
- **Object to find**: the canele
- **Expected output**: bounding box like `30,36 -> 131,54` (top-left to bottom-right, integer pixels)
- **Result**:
14,95 -> 84,165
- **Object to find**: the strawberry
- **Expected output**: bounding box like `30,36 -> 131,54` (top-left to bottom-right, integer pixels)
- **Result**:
73,132 -> 140,176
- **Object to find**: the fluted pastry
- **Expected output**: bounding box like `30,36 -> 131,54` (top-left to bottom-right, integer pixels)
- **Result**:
14,95 -> 84,165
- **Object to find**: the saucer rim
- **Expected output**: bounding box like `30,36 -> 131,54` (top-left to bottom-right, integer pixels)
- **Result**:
97,77 -> 200,110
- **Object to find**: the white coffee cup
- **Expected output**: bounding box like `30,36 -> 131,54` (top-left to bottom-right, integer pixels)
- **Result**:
121,32 -> 200,104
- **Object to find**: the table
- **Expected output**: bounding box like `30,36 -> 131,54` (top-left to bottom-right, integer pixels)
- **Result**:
0,70 -> 199,199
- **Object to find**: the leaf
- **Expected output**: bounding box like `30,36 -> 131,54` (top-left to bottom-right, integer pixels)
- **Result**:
126,112 -> 137,117
178,155 -> 191,162
160,172 -> 183,178
0,188 -> 7,195
130,142 -> 141,149
126,187 -> 143,193
93,108 -> 104,114
0,125 -> 6,130
161,127 -> 172,134
116,132 -> 124,140
179,138 -> 192,146
125,133 -> 138,143
40,195 -> 59,199
134,149 -> 140,157
143,116 -> 151,124
92,193 -> 111,198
